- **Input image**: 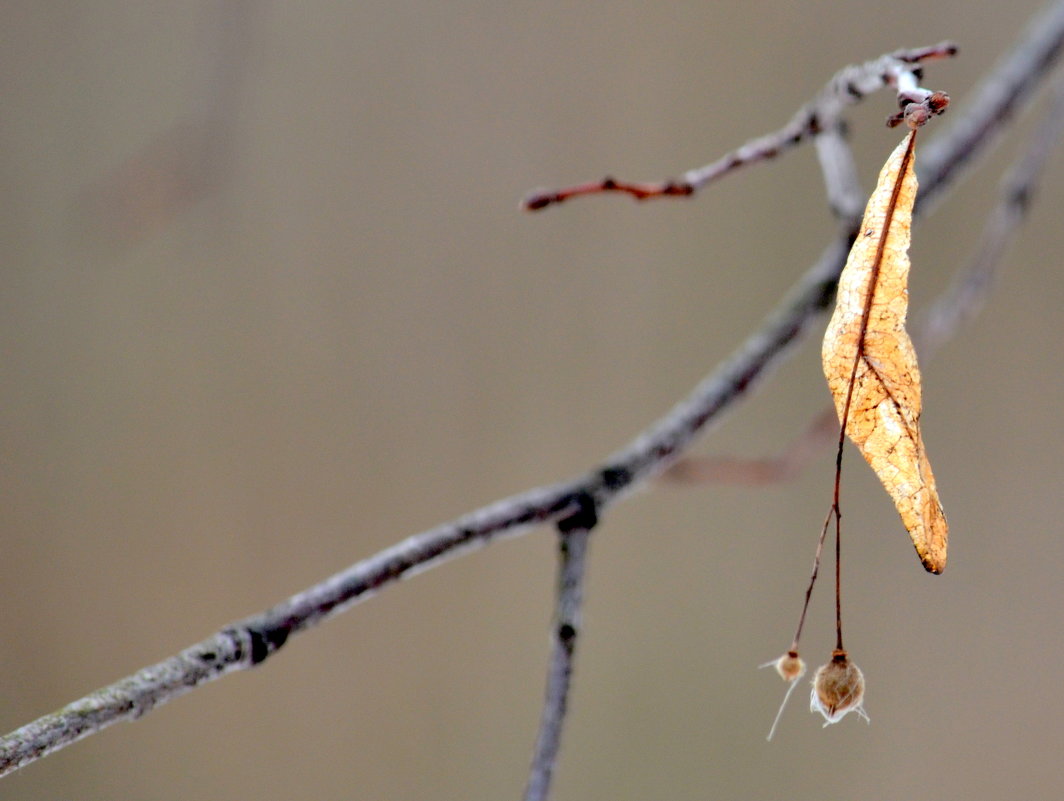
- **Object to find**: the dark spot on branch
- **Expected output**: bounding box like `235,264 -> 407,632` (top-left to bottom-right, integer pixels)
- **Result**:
599,465 -> 632,492
663,180 -> 693,196
558,623 -> 577,646
1011,184 -> 1032,211
557,490 -> 598,533
221,627 -> 246,662
513,506 -> 538,525
248,623 -> 291,665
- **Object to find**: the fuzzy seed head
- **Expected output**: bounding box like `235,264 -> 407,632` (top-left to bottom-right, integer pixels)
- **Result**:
810,650 -> 869,726
761,651 -> 807,740
774,651 -> 806,682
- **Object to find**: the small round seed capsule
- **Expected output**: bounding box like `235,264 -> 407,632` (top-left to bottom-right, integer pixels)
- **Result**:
761,651 -> 807,740
772,651 -> 805,682
810,649 -> 869,726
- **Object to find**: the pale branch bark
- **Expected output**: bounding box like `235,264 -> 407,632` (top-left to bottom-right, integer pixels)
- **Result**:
2,5 -> 1064,781
523,508 -> 594,801
814,122 -> 865,223
521,42 -> 956,211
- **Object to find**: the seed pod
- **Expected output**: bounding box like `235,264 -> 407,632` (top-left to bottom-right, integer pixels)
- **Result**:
761,651 -> 806,740
769,651 -> 805,682
810,649 -> 869,726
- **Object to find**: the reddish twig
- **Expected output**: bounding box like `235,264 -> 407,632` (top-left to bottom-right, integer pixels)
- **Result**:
522,42 -> 957,211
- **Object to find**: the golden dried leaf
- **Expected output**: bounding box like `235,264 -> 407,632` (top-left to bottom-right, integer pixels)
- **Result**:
821,132 -> 948,574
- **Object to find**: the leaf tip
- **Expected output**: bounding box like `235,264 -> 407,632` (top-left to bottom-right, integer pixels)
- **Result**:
919,549 -> 947,574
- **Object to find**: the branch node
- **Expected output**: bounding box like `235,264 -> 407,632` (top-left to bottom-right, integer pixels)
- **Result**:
599,465 -> 633,492
887,90 -> 950,129
247,623 -> 291,665
557,622 -> 577,646
557,491 -> 598,534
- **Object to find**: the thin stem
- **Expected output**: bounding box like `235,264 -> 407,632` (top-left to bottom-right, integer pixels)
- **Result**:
789,131 -> 918,654
830,130 -> 917,649
835,503 -> 843,652
790,506 -> 834,651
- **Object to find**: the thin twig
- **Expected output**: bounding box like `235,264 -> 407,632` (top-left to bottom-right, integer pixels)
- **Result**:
523,502 -> 595,801
521,43 -> 956,211
2,11 -> 1063,778
661,409 -> 837,486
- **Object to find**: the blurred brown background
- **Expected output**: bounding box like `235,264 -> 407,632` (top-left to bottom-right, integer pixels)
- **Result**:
3,2 -> 1063,799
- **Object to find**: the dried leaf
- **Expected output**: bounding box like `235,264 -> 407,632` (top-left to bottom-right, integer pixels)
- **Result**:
821,132 -> 948,574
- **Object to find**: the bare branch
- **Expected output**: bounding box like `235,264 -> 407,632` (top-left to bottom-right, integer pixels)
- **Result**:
3,11 -> 1064,778
523,500 -> 595,801
0,211 -> 852,781
521,42 -> 956,211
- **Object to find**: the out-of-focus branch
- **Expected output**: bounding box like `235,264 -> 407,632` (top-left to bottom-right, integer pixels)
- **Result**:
663,407 -> 839,486
919,0 -> 1064,212
3,5 -> 1064,781
923,66 -> 1064,353
521,42 -> 956,211
75,1 -> 258,247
